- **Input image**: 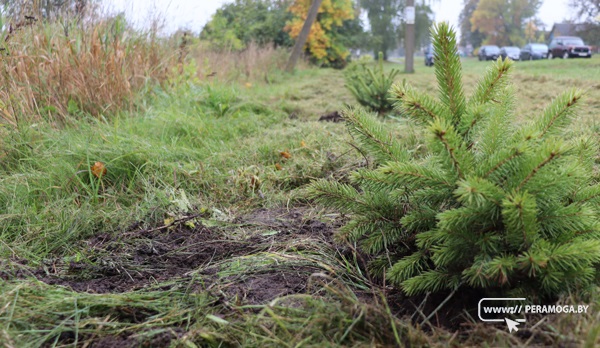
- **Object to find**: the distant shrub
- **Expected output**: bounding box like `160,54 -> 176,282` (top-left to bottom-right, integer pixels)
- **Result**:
201,84 -> 239,117
344,52 -> 399,115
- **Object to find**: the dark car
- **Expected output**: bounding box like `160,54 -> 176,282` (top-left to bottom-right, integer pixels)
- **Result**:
500,46 -> 521,61
548,36 -> 592,59
424,43 -> 434,66
519,43 -> 548,60
478,45 -> 500,61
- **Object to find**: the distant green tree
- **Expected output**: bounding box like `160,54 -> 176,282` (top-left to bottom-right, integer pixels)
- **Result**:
200,0 -> 293,50
333,11 -> 368,54
360,0 -> 403,60
459,0 -> 484,48
415,3 -> 434,47
360,0 -> 433,60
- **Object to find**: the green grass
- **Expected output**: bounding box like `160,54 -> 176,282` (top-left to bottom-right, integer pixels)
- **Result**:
1,56 -> 600,347
0,78 -> 356,260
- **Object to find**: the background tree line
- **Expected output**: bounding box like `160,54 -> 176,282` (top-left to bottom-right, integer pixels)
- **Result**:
200,0 -> 434,67
459,0 -> 600,49
459,0 -> 541,48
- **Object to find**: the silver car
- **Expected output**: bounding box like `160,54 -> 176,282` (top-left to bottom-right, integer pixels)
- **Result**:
500,46 -> 521,61
520,43 -> 549,60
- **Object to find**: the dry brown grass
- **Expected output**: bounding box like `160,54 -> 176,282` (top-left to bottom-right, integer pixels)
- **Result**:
0,16 -> 177,125
0,15 -> 299,127
191,41 -> 300,83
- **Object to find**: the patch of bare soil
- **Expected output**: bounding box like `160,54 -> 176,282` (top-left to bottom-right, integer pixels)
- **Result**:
384,287 -> 486,331
35,221 -> 257,293
88,329 -> 184,348
234,207 -> 335,239
6,208 -> 335,298
219,265 -> 317,304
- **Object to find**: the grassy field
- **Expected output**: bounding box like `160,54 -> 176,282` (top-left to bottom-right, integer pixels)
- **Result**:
1,53 -> 600,347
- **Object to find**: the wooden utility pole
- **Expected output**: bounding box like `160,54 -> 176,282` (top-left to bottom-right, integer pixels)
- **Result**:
404,0 -> 415,73
285,0 -> 323,73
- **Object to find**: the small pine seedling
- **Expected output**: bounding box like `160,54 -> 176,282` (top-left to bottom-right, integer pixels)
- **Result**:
308,22 -> 600,300
344,52 -> 400,115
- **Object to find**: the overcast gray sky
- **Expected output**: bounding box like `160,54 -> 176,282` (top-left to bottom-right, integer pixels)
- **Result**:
102,0 -> 574,35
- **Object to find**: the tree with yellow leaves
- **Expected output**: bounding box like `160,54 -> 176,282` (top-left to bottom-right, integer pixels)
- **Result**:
285,0 -> 355,68
525,19 -> 537,43
470,0 -> 541,47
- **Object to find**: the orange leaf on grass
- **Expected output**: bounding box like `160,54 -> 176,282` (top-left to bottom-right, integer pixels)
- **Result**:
275,163 -> 282,170
91,161 -> 107,178
280,151 -> 292,159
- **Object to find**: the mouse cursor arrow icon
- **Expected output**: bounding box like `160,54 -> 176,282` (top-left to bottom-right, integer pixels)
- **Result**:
505,318 -> 520,333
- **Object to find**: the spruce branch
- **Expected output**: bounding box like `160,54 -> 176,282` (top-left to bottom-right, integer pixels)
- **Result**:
538,203 -> 597,240
468,86 -> 517,153
343,107 -> 408,163
502,191 -> 539,250
390,82 -> 451,124
361,223 -> 408,255
337,218 -> 376,243
401,270 -> 461,296
387,251 -> 429,286
516,143 -> 563,191
484,255 -> 517,286
457,104 -> 486,139
469,58 -> 513,107
530,89 -> 583,139
429,119 -> 471,179
463,256 -> 492,288
437,205 -> 498,236
400,207 -> 438,233
349,168 -> 404,194
305,179 -> 368,214
517,247 -> 549,278
481,146 -> 525,179
546,239 -> 600,272
574,184 -> 600,204
378,161 -> 452,189
454,176 -> 504,207
431,22 -> 466,124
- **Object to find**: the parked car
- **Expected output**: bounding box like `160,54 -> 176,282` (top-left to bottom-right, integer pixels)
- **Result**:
500,46 -> 521,61
519,43 -> 548,60
424,43 -> 434,66
548,36 -> 592,59
478,45 -> 500,61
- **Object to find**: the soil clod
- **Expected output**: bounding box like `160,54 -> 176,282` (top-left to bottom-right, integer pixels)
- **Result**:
318,110 -> 343,122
